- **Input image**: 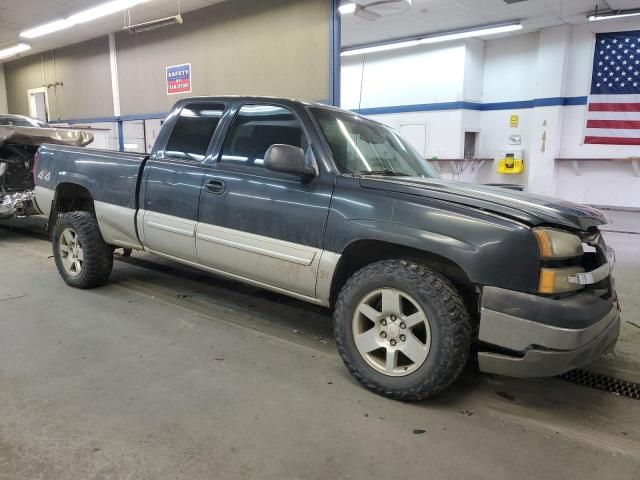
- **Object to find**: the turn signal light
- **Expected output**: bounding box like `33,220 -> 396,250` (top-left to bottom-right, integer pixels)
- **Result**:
538,267 -> 585,294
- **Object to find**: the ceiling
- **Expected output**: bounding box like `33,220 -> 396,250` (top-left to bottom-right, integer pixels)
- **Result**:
0,0 -> 637,59
0,0 -> 227,60
342,0 -> 640,47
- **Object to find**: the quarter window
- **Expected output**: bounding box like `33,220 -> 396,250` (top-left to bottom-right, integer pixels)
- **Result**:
164,103 -> 225,160
220,105 -> 309,169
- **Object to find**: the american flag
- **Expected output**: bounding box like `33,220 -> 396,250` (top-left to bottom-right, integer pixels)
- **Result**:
585,30 -> 640,145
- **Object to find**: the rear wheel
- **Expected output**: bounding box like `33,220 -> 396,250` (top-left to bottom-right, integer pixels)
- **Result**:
52,211 -> 113,288
334,259 -> 471,400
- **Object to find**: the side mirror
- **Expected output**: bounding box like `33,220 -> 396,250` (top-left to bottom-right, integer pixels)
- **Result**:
264,144 -> 316,178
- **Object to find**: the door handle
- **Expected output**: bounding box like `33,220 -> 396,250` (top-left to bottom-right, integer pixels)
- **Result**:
205,179 -> 225,194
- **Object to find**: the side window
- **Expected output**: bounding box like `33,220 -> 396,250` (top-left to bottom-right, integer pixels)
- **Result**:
220,104 -> 309,169
164,103 -> 225,160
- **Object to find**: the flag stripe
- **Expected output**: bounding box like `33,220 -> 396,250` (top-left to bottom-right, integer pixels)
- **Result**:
584,136 -> 640,145
584,128 -> 640,138
586,119 -> 640,129
586,111 -> 640,120
588,103 -> 640,112
588,94 -> 640,103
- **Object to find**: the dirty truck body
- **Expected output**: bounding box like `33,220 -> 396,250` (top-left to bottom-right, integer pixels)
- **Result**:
33,97 -> 620,399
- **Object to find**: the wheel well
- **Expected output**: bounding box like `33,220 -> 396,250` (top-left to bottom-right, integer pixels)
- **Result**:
54,183 -> 95,214
330,240 -> 479,320
48,183 -> 95,237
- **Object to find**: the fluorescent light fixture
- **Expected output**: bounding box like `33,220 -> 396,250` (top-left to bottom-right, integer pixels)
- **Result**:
341,22 -> 523,56
20,19 -> 74,39
0,43 -> 31,60
339,2 -> 357,15
20,0 -> 150,39
124,14 -> 183,34
70,0 -> 150,24
588,9 -> 640,22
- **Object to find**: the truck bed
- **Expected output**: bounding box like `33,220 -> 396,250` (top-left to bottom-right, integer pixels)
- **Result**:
35,144 -> 148,249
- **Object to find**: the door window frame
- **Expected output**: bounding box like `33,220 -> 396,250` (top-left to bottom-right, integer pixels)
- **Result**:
208,100 -> 320,177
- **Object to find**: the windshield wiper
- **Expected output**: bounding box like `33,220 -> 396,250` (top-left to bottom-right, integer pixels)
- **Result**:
356,169 -> 411,176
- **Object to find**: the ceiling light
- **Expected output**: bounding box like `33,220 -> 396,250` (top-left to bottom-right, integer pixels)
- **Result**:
124,14 -> 183,33
20,0 -> 150,39
0,43 -> 31,60
342,39 -> 421,56
20,19 -> 74,39
69,0 -> 150,24
588,9 -> 640,22
341,22 -> 523,56
339,2 -> 357,15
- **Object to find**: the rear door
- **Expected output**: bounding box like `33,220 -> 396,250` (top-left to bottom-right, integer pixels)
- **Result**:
196,102 -> 334,298
141,101 -> 225,261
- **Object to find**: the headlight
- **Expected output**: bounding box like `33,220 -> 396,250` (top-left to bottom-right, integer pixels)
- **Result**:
538,267 -> 585,294
533,228 -> 583,259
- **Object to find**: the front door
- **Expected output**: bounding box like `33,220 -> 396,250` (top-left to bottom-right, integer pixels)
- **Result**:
142,102 -> 225,262
196,103 -> 334,298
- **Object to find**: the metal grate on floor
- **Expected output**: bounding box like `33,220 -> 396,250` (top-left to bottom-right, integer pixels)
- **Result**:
560,369 -> 640,400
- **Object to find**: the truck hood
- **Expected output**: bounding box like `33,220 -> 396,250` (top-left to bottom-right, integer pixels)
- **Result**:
359,177 -> 607,231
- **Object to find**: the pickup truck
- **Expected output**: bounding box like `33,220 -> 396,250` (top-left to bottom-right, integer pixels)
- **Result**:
33,96 -> 620,400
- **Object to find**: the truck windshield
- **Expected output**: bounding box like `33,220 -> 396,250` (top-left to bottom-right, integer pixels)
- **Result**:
311,107 -> 438,178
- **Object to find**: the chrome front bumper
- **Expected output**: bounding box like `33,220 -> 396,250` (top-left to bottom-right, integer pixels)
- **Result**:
477,286 -> 620,378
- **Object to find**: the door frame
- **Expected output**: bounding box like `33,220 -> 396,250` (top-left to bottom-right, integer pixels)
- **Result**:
27,87 -> 50,122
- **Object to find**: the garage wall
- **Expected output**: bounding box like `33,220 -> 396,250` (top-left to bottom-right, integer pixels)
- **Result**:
3,0 -> 332,121
4,37 -> 113,121
342,19 -> 640,208
115,0 -> 331,115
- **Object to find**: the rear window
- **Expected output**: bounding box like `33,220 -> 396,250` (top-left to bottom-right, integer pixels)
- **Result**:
164,103 -> 225,160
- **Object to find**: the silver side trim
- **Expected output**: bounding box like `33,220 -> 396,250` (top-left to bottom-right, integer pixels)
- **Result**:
145,211 -> 195,237
479,304 -> 619,352
136,210 -> 341,305
147,249 -> 331,307
316,250 -> 341,303
196,224 -> 317,266
94,201 -> 142,250
142,210 -> 197,262
34,185 -> 55,217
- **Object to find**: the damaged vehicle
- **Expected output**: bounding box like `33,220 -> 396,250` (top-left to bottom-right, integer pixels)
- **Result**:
33,97 -> 620,400
0,114 -> 93,219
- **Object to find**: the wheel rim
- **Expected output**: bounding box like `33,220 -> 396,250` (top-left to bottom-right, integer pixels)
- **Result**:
59,228 -> 84,277
352,288 -> 432,377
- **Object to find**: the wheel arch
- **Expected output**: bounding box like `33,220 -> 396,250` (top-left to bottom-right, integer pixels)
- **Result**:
329,239 -> 478,319
48,182 -> 96,237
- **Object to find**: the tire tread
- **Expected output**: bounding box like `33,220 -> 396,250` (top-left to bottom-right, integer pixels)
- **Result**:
334,259 -> 471,400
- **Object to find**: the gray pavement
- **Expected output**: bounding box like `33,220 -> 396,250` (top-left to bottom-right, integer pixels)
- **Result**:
0,219 -> 639,479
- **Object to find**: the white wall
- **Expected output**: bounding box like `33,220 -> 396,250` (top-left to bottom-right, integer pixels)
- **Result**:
341,20 -> 640,209
482,32 -> 538,102
341,42 -> 467,110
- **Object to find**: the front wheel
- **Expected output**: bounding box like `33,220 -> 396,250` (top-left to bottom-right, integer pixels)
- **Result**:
52,211 -> 113,288
334,259 -> 471,400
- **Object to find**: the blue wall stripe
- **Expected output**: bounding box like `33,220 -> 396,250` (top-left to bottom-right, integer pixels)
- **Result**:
352,96 -> 588,115
49,96 -> 590,125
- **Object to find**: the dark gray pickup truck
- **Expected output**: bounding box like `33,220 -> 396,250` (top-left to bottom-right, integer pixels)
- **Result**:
33,97 -> 620,399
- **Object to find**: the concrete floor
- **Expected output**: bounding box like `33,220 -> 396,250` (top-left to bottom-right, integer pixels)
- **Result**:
1,218 -> 639,479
